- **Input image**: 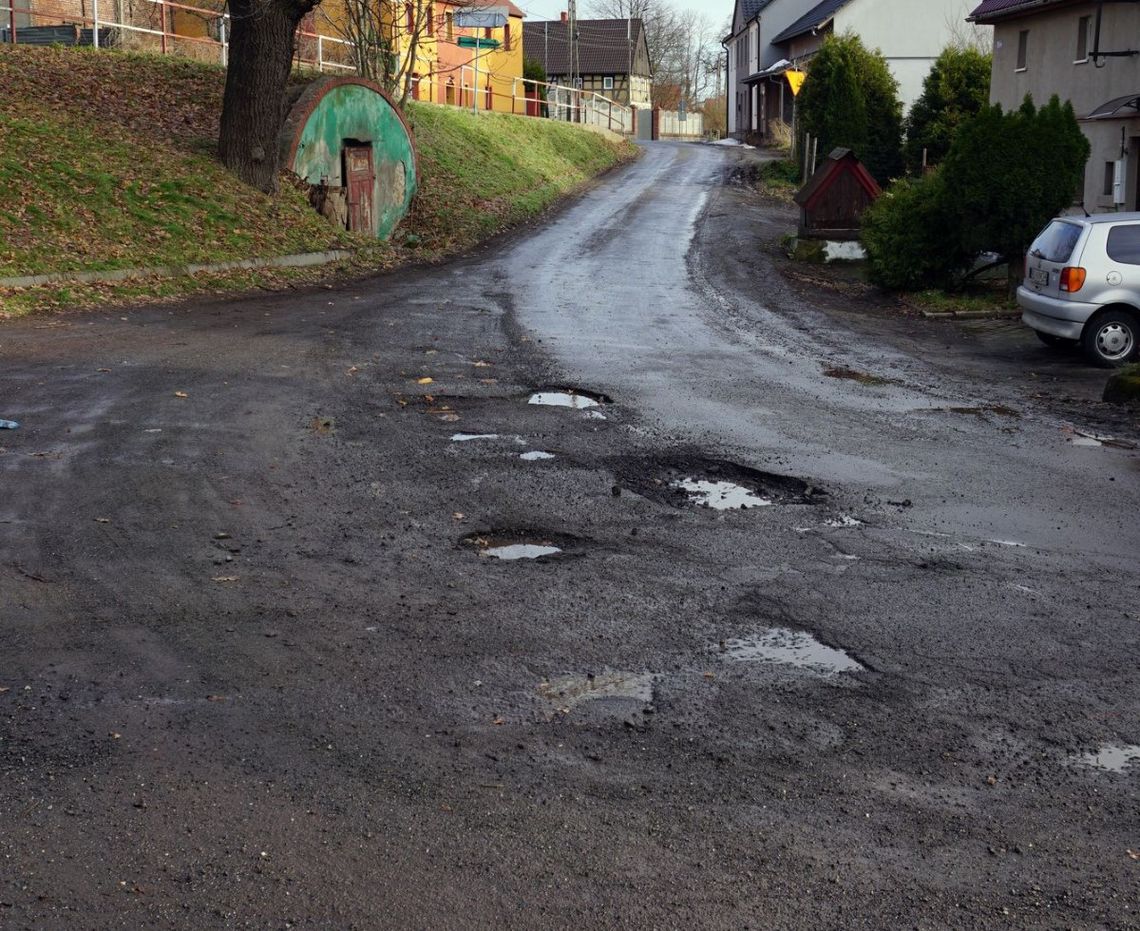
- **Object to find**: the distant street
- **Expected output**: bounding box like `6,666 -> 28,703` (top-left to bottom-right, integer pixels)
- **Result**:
1,142 -> 1137,929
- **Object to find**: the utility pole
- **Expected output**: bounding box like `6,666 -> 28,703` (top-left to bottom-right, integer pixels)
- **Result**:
567,0 -> 578,122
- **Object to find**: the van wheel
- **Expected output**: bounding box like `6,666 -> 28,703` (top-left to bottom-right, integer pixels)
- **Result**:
1036,331 -> 1075,349
1082,309 -> 1138,367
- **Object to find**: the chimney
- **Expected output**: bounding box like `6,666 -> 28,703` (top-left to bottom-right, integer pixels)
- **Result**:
561,11 -> 568,22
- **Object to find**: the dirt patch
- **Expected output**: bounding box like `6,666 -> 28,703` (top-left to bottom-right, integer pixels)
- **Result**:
822,366 -> 893,387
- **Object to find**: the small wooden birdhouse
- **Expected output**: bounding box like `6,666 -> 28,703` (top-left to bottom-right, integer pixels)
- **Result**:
793,148 -> 882,241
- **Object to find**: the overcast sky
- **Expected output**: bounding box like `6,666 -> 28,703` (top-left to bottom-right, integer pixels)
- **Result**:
515,1 -> 726,23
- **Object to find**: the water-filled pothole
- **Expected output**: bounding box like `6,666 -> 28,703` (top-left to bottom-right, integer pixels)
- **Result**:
613,453 -> 823,509
1080,744 -> 1140,773
673,479 -> 772,510
463,531 -> 576,561
527,388 -> 612,410
717,628 -> 863,675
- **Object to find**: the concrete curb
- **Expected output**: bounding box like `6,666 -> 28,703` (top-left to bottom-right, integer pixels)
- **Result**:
0,250 -> 356,290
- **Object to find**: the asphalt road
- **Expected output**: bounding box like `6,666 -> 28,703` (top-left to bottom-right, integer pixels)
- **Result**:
1,142 -> 1137,930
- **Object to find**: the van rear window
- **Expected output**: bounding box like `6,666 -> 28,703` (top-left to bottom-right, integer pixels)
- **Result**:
1106,224 -> 1140,265
1029,221 -> 1083,264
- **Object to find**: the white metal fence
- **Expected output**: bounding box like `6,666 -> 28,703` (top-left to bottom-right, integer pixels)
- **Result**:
0,0 -> 354,71
2,1 -> 647,137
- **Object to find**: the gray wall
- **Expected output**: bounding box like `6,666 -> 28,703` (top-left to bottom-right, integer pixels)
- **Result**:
988,1 -> 1140,211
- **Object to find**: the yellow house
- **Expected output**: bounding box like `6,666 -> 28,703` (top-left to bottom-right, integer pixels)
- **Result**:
315,1 -> 525,113
432,1 -> 525,114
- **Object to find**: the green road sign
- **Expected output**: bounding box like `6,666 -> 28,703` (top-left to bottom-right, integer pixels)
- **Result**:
457,36 -> 500,49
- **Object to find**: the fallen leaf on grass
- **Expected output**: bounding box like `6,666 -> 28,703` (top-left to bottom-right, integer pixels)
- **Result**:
1127,849 -> 1139,861
173,391 -> 188,399
703,671 -> 716,680
474,361 -> 493,368
416,377 -> 434,385
206,695 -> 227,702
453,512 -> 465,521
94,517 -> 110,524
0,687 -> 9,694
493,716 -> 505,725
211,576 -> 239,583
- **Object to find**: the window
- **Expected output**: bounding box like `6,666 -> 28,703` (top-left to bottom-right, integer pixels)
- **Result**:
1107,225 -> 1140,264
426,3 -> 433,36
1076,15 -> 1090,62
603,76 -> 614,90
445,11 -> 453,40
405,2 -> 413,32
1016,29 -> 1029,70
503,22 -> 510,50
1029,220 -> 1083,264
1104,161 -> 1116,197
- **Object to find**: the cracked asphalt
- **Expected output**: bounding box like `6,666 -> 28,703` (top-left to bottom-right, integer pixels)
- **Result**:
1,142 -> 1138,929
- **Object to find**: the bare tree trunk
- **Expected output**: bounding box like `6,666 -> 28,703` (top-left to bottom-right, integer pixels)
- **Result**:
219,0 -> 317,193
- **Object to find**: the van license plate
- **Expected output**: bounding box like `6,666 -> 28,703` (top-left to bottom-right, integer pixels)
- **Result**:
1029,267 -> 1048,285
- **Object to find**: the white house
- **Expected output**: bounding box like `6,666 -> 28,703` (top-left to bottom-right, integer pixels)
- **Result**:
730,0 -> 992,140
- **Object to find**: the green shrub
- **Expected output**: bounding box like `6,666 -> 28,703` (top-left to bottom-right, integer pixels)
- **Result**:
862,172 -> 968,289
864,94 -> 1090,292
798,34 -> 903,184
941,95 -> 1089,270
904,45 -> 991,173
760,159 -> 801,185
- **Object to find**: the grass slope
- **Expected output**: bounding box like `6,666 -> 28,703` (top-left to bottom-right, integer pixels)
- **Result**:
0,46 -> 635,311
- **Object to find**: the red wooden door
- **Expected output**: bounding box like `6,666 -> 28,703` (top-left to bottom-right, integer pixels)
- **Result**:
344,144 -> 374,235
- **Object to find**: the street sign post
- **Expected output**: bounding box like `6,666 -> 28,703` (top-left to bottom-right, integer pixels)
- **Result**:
456,36 -> 502,115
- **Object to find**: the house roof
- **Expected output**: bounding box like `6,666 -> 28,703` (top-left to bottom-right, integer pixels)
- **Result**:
793,147 -> 881,211
522,18 -> 649,77
968,0 -> 1066,22
771,0 -> 853,45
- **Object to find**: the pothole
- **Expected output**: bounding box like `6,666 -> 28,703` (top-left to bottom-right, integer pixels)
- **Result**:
716,628 -> 863,675
521,451 -> 556,461
538,670 -> 655,713
484,544 -> 562,560
1080,744 -> 1140,773
673,479 -> 772,510
613,453 -> 823,509
527,388 -> 612,409
463,531 -> 575,561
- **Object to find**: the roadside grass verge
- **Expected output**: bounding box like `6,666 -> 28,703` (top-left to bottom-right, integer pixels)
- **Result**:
404,102 -> 635,252
0,46 -> 635,315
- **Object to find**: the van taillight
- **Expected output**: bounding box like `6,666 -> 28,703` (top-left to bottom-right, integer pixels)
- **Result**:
1059,267 -> 1086,292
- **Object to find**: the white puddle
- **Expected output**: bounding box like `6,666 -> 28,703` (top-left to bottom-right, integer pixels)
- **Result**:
584,410 -> 608,420
720,628 -> 863,675
824,514 -> 863,528
451,433 -> 500,442
520,451 -> 556,461
539,671 -> 655,710
1081,744 -> 1140,773
988,539 -> 1027,548
1069,435 -> 1103,447
482,544 -> 562,560
529,392 -> 600,409
673,479 -> 772,510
